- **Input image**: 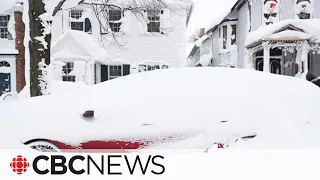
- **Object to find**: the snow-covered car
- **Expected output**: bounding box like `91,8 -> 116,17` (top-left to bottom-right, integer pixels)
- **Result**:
1,67 -> 320,152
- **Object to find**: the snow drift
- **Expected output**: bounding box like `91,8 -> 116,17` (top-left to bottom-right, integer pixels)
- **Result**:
1,68 -> 320,149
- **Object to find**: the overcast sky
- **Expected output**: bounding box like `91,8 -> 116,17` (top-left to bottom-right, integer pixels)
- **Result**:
187,0 -> 237,38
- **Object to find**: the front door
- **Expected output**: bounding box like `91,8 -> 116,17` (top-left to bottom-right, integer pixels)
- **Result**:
0,73 -> 11,96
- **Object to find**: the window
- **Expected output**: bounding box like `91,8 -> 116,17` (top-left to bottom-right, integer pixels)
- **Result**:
219,21 -> 237,53
70,10 -> 82,19
222,25 -> 227,49
0,16 -> 9,39
147,10 -> 161,33
109,65 -> 122,80
108,9 -> 122,32
139,64 -> 167,72
70,10 -> 84,31
231,25 -> 237,45
62,63 -> 75,82
294,0 -> 312,19
0,61 -> 10,67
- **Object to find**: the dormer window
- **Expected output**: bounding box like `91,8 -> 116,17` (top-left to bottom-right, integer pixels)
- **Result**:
69,9 -> 92,33
0,16 -> 9,39
219,21 -> 237,53
294,0 -> 313,19
108,8 -> 123,32
147,10 -> 161,33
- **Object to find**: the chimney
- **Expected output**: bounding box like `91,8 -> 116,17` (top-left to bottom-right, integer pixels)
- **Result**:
199,28 -> 205,38
14,7 -> 26,93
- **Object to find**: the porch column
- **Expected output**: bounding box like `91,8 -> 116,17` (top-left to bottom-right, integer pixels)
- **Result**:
301,41 -> 310,78
263,43 -> 270,73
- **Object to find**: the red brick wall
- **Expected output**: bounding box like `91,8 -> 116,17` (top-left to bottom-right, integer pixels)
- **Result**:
15,11 -> 26,93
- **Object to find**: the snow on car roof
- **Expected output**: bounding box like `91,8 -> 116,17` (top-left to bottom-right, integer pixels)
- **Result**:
2,68 -> 320,148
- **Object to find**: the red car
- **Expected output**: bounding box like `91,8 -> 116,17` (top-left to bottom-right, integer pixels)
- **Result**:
2,68 -> 320,151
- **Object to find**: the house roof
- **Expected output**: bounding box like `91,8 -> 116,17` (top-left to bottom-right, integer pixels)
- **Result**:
245,19 -> 320,48
52,30 -> 108,62
187,0 -> 244,58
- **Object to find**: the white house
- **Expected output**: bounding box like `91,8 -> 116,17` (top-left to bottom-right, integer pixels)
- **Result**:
50,0 -> 194,83
188,0 -> 320,79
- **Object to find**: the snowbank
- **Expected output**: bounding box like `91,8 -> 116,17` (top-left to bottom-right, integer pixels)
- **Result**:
196,53 -> 213,67
2,68 -> 320,149
18,80 -> 89,99
246,19 -> 320,47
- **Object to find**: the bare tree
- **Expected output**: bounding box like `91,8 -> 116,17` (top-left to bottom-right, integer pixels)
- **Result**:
28,0 -> 69,97
28,0 -> 192,97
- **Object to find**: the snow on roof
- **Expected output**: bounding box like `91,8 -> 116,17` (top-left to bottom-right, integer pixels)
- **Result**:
196,53 -> 213,67
52,30 -> 108,62
246,19 -> 320,47
187,0 -> 238,56
2,68 -> 320,148
0,0 -> 16,15
205,0 -> 238,32
263,30 -> 313,41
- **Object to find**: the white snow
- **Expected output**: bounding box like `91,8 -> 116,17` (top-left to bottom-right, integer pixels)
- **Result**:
263,30 -> 313,41
246,19 -> 320,47
196,53 -> 212,67
52,30 -> 108,62
2,68 -> 320,149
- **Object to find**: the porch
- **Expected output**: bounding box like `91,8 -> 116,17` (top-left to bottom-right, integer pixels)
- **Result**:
248,40 -> 311,77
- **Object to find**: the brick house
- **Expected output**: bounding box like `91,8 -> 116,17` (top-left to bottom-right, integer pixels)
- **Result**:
0,2 -> 25,97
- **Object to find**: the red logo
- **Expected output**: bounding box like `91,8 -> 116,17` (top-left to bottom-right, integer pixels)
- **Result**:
10,155 -> 30,175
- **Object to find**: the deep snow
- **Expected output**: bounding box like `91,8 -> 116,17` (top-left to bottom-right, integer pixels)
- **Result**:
1,68 -> 320,149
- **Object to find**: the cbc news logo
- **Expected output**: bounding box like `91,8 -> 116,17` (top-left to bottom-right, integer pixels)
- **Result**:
9,154 -> 165,176
10,155 -> 30,175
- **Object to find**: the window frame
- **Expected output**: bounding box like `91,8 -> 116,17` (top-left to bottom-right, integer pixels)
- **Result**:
108,65 -> 123,80
108,8 -> 123,33
69,9 -> 85,32
147,9 -> 161,33
0,15 -> 9,39
62,62 -> 76,82
219,21 -> 238,54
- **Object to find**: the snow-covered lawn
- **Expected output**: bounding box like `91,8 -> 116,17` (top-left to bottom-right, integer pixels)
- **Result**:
1,67 -> 320,149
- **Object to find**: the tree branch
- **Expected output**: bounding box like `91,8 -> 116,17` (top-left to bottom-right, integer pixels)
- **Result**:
52,0 -> 67,16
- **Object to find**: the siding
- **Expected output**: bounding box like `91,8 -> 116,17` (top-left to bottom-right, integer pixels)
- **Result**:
52,6 -> 187,68
237,2 -> 249,68
251,0 -> 261,31
314,0 -> 320,18
280,0 -> 294,20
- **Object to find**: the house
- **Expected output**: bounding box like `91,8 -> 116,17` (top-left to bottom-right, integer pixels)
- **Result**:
188,0 -> 320,78
0,1 -> 25,97
50,0 -> 194,83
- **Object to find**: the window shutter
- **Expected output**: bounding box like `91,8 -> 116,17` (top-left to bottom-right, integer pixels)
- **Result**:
84,18 -> 92,33
120,10 -> 132,34
139,10 -> 148,34
160,8 -> 171,35
123,64 -> 130,76
101,65 -> 109,82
